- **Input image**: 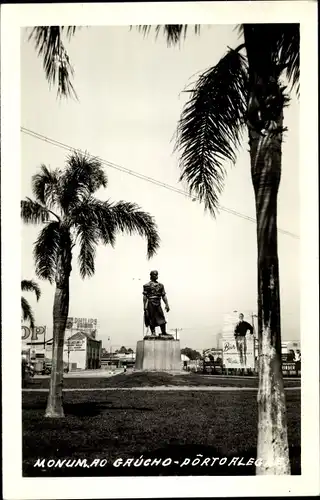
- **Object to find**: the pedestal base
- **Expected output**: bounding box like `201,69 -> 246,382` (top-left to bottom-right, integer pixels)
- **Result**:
135,338 -> 181,372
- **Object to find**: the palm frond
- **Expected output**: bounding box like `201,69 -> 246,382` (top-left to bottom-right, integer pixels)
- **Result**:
76,221 -> 100,279
21,198 -> 51,224
71,198 -> 117,248
28,26 -> 77,99
276,24 -> 300,95
136,24 -> 200,47
32,164 -> 60,210
59,151 -> 107,213
236,24 -> 244,38
109,201 -> 160,259
21,297 -> 35,329
73,198 -> 160,273
21,280 -> 41,301
62,26 -> 78,40
33,221 -> 61,282
175,47 -> 248,215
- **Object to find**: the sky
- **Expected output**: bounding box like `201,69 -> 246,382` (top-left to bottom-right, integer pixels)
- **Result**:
21,25 -> 300,351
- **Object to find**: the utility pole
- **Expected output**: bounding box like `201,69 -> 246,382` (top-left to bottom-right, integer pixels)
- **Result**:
170,328 -> 182,340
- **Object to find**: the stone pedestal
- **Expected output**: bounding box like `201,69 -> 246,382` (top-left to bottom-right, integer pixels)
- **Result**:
135,336 -> 181,372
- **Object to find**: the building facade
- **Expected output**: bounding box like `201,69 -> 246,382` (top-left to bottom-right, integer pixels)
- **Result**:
45,331 -> 102,370
21,317 -> 102,371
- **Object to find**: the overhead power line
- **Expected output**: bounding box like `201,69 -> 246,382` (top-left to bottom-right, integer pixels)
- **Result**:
21,126 -> 300,240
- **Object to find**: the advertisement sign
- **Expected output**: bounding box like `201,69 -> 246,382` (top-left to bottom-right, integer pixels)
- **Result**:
282,352 -> 301,376
282,362 -> 297,372
21,326 -> 46,341
45,338 -> 86,353
66,317 -> 97,338
65,338 -> 86,351
222,337 -> 255,369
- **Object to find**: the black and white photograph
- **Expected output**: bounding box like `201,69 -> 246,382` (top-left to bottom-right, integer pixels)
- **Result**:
1,2 -> 319,499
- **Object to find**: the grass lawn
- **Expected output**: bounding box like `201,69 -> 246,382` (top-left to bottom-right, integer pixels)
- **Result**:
23,388 -> 301,477
26,371 -> 301,389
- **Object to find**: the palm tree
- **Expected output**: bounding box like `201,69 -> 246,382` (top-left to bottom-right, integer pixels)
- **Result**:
21,151 -> 160,418
21,279 -> 41,329
151,23 -> 298,475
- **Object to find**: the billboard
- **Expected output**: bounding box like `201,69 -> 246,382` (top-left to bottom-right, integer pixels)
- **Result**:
21,326 -> 46,341
66,317 -> 98,338
222,337 -> 255,369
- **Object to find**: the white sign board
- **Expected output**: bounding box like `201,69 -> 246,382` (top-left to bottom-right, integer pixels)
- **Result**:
222,337 -> 255,369
65,338 -> 86,351
46,338 -> 86,352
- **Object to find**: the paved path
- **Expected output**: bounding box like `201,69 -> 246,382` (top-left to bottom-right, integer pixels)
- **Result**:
22,386 -> 301,392
33,372 -> 301,381
33,370 -> 123,379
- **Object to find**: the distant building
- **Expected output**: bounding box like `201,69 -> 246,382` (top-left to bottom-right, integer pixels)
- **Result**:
101,351 -> 135,369
45,331 -> 102,370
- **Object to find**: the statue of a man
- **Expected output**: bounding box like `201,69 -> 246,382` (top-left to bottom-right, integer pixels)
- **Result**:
143,270 -> 170,336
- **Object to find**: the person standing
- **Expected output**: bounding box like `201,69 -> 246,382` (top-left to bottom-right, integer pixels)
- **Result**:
234,313 -> 254,370
143,270 -> 170,336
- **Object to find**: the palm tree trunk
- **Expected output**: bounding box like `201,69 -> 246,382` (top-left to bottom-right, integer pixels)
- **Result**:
45,252 -> 71,418
249,116 -> 290,474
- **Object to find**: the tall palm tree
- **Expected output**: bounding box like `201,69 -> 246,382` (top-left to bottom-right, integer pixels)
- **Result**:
153,23 -> 299,475
21,151 -> 160,418
21,279 -> 41,329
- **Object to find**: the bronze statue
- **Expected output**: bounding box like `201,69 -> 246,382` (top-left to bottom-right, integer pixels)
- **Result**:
143,270 -> 170,337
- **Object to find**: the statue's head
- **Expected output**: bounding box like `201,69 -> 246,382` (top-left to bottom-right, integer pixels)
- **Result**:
150,270 -> 158,281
